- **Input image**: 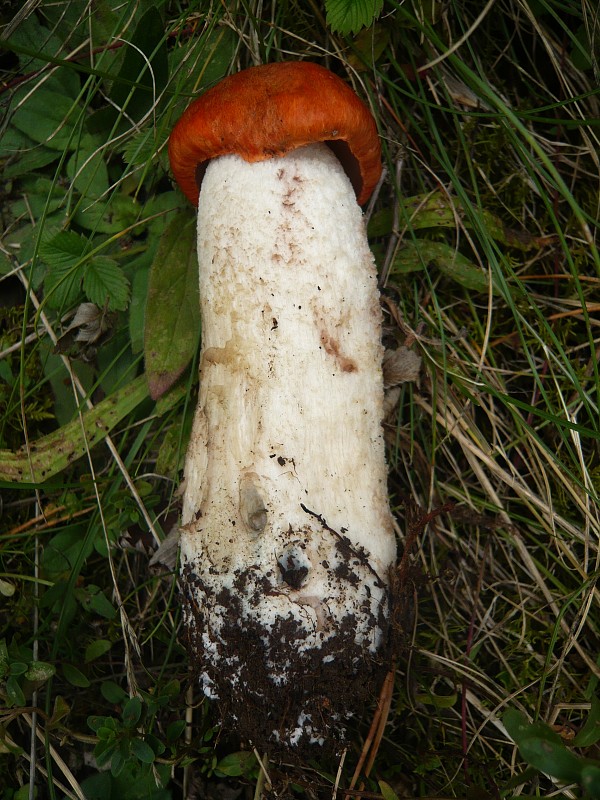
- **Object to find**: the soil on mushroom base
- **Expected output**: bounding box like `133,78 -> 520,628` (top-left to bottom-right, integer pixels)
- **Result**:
181,538 -> 398,760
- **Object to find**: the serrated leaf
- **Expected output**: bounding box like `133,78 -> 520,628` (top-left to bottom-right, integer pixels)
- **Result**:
40,230 -> 88,309
40,229 -> 87,266
9,86 -> 80,151
67,146 -> 109,201
83,256 -> 130,311
44,262 -> 84,309
144,212 -> 199,399
326,0 -> 383,34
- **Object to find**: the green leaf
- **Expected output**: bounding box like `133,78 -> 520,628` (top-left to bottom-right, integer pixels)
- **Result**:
85,639 -> 113,663
517,736 -> 582,783
9,15 -> 79,96
122,696 -> 142,728
108,7 -> 169,126
49,695 -> 71,726
131,737 -> 156,764
40,230 -> 88,310
503,710 -> 562,746
348,24 -> 390,69
166,719 -> 186,745
83,256 -> 130,311
62,663 -> 90,688
145,733 -> 165,758
581,763 -> 600,798
93,737 -> 118,768
415,685 -> 458,708
101,680 -> 128,704
110,746 -> 127,777
67,146 -> 109,201
161,679 -> 181,700
573,696 -> 600,747
43,261 -> 84,310
391,239 -> 492,293
24,661 -> 56,682
214,751 -> 256,777
1,139 -> 59,178
503,710 -> 584,784
144,212 -> 199,399
0,577 -> 15,596
40,231 -> 89,267
129,255 -> 152,353
87,587 -> 117,620
326,0 -> 383,34
169,26 -> 237,104
9,85 -> 81,151
368,191 -> 546,252
6,676 -> 26,706
0,374 -> 148,483
378,780 -> 401,800
87,714 -> 107,733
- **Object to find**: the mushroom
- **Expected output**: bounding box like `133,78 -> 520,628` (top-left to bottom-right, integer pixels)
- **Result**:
168,61 -> 397,752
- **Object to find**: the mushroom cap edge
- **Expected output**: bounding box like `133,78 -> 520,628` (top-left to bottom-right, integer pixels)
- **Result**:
168,61 -> 382,207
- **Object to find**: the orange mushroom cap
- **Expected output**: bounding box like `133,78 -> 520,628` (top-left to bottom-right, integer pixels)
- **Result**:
168,61 -> 382,207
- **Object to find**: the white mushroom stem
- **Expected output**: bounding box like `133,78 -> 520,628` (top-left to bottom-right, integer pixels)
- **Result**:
180,143 -> 396,749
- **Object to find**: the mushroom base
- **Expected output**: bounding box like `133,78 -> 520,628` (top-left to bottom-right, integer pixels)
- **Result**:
181,539 -> 390,755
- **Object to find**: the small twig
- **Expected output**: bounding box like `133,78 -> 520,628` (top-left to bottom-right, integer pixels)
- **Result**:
346,666 -> 396,798
332,748 -> 347,800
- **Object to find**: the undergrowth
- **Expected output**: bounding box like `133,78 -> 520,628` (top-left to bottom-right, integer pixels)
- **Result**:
1,0 -> 599,798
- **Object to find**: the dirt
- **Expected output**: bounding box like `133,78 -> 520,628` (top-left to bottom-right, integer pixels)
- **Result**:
181,538 -> 393,759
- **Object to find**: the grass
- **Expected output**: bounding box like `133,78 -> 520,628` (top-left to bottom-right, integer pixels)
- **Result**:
1,0 -> 599,797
